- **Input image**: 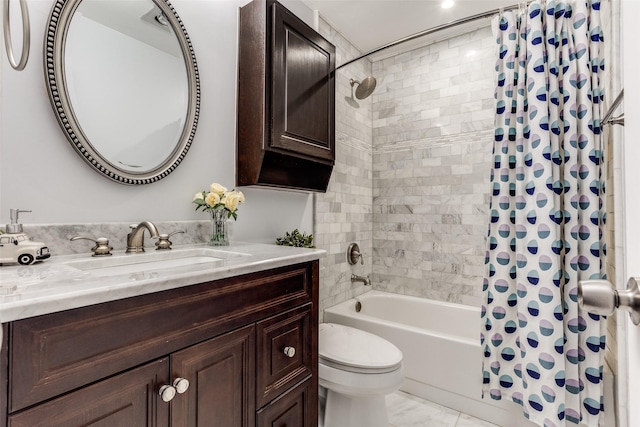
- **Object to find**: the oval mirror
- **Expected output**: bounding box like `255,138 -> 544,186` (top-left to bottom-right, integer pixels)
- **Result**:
44,0 -> 200,185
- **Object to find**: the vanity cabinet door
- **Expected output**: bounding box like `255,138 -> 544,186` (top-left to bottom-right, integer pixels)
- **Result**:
8,358 -> 169,427
169,325 -> 255,427
256,378 -> 314,427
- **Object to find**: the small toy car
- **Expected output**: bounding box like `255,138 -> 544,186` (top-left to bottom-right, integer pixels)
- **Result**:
0,233 -> 51,265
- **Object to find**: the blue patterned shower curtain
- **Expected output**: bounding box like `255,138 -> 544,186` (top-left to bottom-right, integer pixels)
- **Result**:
481,1 -> 605,426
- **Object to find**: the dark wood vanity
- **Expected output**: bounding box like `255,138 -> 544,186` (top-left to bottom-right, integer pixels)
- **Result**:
237,0 -> 336,192
0,260 -> 319,426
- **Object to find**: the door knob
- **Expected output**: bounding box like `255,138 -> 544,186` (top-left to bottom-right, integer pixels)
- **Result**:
159,384 -> 176,402
173,377 -> 190,394
159,377 -> 190,402
578,277 -> 640,325
283,346 -> 296,358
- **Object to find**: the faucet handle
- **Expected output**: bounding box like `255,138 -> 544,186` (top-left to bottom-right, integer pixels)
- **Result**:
347,243 -> 364,265
70,236 -> 113,257
155,230 -> 185,250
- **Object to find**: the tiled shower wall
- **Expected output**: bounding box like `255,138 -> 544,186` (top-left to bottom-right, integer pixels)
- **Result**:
315,18 -> 374,319
318,13 -> 618,314
371,27 -> 495,306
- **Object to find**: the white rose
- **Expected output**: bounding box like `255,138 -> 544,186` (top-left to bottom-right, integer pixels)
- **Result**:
193,192 -> 204,201
236,191 -> 245,203
210,183 -> 227,196
224,192 -> 242,212
205,192 -> 221,207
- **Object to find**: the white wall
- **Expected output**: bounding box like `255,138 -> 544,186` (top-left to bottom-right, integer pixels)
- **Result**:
0,0 -> 313,243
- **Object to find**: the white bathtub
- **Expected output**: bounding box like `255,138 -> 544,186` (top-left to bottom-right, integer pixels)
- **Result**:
323,290 -> 614,427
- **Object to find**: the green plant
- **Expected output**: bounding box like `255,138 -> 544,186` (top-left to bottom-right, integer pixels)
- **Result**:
275,229 -> 315,248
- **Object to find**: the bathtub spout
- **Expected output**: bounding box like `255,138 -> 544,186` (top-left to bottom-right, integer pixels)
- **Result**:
351,274 -> 371,286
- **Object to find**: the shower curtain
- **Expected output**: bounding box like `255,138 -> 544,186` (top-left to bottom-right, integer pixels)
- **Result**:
481,1 -> 605,427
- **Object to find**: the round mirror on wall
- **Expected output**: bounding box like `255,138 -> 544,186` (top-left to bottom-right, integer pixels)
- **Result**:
44,0 -> 200,185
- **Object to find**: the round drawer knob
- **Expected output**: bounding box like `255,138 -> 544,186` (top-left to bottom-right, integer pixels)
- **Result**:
159,385 -> 177,402
173,377 -> 190,394
283,346 -> 296,358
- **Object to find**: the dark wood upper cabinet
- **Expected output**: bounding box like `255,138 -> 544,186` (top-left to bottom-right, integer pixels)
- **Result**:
237,0 -> 336,192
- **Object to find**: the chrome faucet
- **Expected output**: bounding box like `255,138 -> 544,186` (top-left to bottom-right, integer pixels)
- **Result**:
126,221 -> 160,253
351,274 -> 371,286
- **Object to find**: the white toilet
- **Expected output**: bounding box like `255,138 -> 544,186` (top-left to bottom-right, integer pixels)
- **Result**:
318,323 -> 404,427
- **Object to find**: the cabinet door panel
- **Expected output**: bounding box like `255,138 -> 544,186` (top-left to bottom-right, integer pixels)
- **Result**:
271,2 -> 335,162
170,325 -> 255,427
257,379 -> 313,427
8,358 -> 168,427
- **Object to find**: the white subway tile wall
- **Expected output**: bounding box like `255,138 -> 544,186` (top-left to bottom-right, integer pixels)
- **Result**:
371,27 -> 495,306
315,19 -> 374,319
315,24 -> 497,311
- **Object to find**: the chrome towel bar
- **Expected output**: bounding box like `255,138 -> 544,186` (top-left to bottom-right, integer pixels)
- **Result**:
602,89 -> 624,127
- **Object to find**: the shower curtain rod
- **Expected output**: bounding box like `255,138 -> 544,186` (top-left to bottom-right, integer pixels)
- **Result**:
335,2 -> 523,70
602,89 -> 624,126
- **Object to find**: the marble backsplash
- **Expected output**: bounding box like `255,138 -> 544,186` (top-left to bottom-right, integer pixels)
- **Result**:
21,220 -> 211,257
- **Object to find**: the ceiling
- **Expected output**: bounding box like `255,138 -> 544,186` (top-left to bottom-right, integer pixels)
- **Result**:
300,0 -> 520,62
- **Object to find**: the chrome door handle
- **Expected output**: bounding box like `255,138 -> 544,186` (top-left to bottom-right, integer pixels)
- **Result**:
579,277 -> 640,325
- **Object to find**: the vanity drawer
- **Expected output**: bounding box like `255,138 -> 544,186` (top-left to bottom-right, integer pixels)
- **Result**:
256,304 -> 313,408
9,261 -> 316,412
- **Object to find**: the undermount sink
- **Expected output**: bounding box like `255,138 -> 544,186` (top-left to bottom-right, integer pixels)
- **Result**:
63,247 -> 250,277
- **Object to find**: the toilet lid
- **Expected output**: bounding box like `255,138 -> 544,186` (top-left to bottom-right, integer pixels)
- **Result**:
319,323 -> 402,372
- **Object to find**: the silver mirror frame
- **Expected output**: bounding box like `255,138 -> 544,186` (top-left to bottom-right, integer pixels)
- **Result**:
44,0 -> 200,185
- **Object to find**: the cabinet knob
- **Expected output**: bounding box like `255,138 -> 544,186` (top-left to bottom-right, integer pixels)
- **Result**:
283,346 -> 296,358
159,385 -> 177,402
173,377 -> 190,394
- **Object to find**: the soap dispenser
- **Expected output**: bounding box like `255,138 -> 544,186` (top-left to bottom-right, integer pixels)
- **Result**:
6,209 -> 31,233
0,209 -> 51,266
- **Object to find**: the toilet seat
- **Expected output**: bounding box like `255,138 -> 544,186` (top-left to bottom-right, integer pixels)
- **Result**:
319,323 -> 402,374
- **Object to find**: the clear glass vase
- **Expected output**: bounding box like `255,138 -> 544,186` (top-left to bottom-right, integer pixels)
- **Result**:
209,209 -> 229,246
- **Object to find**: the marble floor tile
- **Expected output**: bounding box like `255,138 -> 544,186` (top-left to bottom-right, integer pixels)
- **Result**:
387,391 -> 501,427
455,413 -> 501,427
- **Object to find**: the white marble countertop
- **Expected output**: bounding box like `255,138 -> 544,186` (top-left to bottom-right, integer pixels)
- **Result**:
0,242 -> 325,323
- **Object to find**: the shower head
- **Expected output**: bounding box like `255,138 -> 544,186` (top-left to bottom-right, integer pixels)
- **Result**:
350,76 -> 377,99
